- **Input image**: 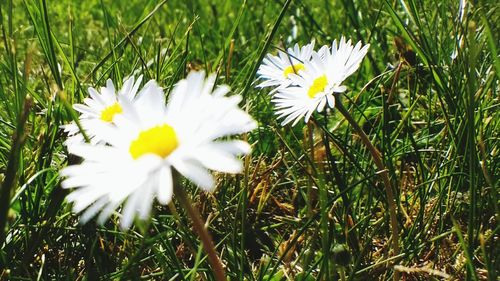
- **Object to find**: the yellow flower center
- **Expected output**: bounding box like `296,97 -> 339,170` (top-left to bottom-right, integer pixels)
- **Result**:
283,63 -> 305,78
100,102 -> 123,122
307,75 -> 328,98
129,124 -> 179,159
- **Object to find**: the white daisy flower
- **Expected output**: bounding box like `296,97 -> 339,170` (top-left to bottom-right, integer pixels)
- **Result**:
257,41 -> 315,91
273,37 -> 370,126
60,71 -> 257,229
62,75 -> 151,145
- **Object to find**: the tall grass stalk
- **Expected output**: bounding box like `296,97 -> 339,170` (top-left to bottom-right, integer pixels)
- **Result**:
0,97 -> 31,251
335,96 -> 400,279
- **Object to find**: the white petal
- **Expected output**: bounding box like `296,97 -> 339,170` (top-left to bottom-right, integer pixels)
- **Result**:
193,146 -> 244,173
80,197 -> 109,224
120,189 -> 142,229
326,94 -> 335,108
157,166 -> 173,205
87,87 -> 106,105
73,104 -> 98,116
172,159 -> 215,191
138,183 -> 154,220
97,201 -> 120,226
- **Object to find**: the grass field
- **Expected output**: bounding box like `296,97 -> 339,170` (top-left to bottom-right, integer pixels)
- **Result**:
0,0 -> 498,280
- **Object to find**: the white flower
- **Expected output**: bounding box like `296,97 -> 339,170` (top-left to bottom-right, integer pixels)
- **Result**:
257,41 -> 315,91
62,75 -> 149,145
272,37 -> 369,126
60,71 -> 257,229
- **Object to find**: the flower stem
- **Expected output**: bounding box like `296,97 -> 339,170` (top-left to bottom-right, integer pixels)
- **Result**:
173,184 -> 226,281
335,97 -> 400,278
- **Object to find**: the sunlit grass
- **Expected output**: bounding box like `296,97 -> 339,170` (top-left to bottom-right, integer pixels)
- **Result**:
0,0 -> 498,280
